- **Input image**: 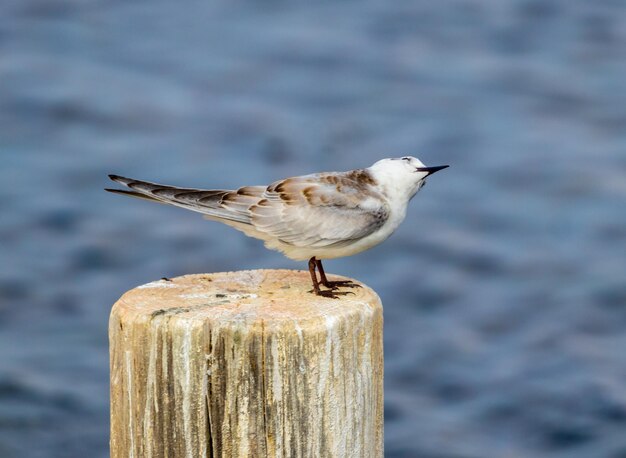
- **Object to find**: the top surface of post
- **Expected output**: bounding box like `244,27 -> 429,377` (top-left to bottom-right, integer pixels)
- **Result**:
113,269 -> 381,326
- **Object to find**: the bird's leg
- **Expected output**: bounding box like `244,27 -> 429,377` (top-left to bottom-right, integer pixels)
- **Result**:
315,259 -> 361,290
308,257 -> 351,298
315,258 -> 329,286
308,257 -> 322,295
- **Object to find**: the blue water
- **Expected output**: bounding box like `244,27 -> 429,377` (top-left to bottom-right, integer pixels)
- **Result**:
1,1 -> 626,456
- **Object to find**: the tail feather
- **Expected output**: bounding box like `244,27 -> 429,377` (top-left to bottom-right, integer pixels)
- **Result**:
105,188 -> 163,203
106,174 -> 253,224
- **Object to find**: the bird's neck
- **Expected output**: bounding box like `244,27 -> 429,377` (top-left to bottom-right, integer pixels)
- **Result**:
376,178 -> 417,204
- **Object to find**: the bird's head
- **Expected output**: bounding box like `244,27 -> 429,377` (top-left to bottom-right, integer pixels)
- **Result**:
369,156 -> 449,199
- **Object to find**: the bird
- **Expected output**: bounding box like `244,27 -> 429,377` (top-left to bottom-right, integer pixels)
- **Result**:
106,157 -> 448,297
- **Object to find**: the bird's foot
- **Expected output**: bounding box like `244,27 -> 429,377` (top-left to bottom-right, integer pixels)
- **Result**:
323,280 -> 362,291
311,289 -> 355,299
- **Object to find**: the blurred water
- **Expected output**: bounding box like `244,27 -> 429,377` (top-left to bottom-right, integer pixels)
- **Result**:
1,0 -> 626,456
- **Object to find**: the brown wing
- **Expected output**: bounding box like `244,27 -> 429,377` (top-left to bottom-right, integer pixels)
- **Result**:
107,171 -> 389,248
249,172 -> 389,248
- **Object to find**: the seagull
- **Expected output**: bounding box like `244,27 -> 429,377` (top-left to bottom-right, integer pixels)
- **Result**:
106,157 -> 448,297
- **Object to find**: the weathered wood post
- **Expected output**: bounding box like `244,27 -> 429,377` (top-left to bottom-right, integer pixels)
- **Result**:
109,269 -> 383,457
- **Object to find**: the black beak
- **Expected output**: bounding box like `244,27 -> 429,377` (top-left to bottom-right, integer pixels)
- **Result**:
415,165 -> 449,176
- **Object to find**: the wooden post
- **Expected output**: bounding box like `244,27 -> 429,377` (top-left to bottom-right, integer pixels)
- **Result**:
109,269 -> 383,458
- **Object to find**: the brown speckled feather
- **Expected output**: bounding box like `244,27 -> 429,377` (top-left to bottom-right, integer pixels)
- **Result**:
251,172 -> 389,248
